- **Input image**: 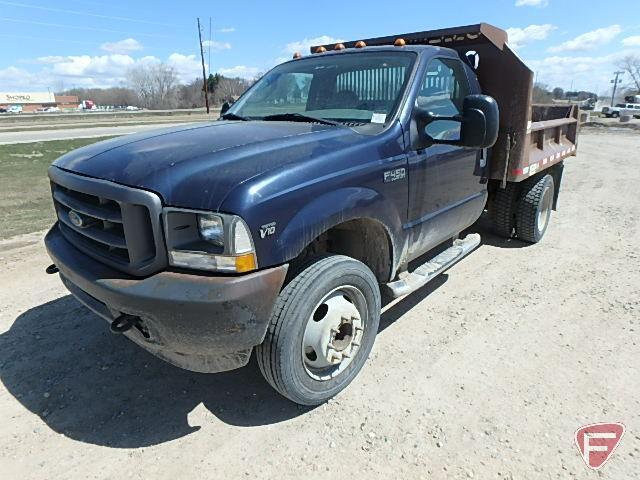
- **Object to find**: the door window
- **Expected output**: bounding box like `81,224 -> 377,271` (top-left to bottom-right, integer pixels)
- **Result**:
417,58 -> 469,141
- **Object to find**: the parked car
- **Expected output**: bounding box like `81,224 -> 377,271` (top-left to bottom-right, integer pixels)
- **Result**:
7,105 -> 22,114
44,23 -> 578,405
125,106 -> 140,111
602,103 -> 640,118
0,107 -> 7,113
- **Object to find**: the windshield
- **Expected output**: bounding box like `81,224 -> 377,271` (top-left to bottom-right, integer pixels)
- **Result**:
227,51 -> 416,125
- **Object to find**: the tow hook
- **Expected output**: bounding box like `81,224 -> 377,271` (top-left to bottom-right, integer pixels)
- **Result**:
110,314 -> 139,334
45,264 -> 59,274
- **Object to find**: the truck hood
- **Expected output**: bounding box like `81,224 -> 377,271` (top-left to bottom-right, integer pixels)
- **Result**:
53,121 -> 362,211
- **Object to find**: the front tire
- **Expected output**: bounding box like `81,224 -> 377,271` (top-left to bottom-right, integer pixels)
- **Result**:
256,255 -> 381,405
515,174 -> 555,243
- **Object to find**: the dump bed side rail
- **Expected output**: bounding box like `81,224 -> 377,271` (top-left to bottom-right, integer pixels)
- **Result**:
507,104 -> 579,181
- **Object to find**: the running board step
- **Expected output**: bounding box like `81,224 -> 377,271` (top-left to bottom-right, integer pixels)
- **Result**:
384,233 -> 481,298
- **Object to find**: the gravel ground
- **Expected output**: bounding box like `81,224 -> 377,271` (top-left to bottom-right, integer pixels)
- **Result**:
0,129 -> 638,479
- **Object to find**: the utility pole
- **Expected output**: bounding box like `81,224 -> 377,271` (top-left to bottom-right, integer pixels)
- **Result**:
197,17 -> 210,114
610,71 -> 624,107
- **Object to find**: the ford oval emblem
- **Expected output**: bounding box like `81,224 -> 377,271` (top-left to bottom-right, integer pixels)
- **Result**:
68,210 -> 83,228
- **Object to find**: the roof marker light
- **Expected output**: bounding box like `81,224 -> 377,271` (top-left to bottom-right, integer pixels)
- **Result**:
334,43 -> 346,50
315,46 -> 327,53
292,52 -> 302,59
394,38 -> 406,47
355,40 -> 366,48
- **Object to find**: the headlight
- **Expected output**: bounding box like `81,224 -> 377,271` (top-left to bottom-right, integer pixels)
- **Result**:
197,213 -> 224,246
164,208 -> 257,273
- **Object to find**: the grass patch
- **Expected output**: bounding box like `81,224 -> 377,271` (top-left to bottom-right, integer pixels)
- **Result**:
0,137 -> 115,239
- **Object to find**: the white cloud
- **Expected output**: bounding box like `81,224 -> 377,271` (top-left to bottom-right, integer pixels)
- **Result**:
273,35 -> 343,64
506,24 -> 556,50
166,53 -> 204,82
40,54 -> 136,77
515,0 -> 548,6
218,27 -> 235,33
0,52 -> 211,90
0,66 -> 39,90
201,40 -> 231,51
283,35 -> 342,56
100,38 -> 143,54
526,49 -> 638,91
548,25 -> 621,53
622,35 -> 640,47
218,65 -> 260,79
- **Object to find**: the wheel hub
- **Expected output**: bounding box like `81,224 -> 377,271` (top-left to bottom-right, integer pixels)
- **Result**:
302,287 -> 365,380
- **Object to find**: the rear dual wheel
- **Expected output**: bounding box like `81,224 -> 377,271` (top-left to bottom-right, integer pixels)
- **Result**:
515,174 -> 554,243
257,255 -> 380,405
490,174 -> 555,244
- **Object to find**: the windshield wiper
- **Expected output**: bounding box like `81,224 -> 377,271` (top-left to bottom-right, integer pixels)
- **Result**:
261,112 -> 341,126
221,112 -> 250,121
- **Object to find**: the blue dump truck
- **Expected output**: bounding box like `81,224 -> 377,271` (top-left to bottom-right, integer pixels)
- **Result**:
45,24 -> 579,405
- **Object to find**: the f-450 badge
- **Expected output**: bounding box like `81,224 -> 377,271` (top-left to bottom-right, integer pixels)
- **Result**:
260,222 -> 276,239
384,167 -> 406,183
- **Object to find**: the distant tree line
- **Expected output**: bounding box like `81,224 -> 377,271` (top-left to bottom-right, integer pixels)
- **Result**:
59,62 -> 260,110
533,83 -> 598,104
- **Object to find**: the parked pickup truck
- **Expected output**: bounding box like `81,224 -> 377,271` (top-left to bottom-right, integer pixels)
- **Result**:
45,23 -> 578,405
601,102 -> 640,118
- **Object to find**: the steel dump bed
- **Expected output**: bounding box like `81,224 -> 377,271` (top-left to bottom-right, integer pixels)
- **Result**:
313,23 -> 578,184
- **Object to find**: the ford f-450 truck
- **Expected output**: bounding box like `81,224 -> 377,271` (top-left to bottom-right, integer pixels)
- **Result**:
45,24 -> 578,405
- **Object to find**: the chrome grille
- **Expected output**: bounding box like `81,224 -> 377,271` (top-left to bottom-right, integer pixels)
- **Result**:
49,167 -> 167,276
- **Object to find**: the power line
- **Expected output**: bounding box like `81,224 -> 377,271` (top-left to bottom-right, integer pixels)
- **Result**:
0,16 -> 175,38
0,0 -> 183,28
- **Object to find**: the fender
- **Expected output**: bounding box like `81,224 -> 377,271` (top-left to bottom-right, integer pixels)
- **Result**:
269,186 -> 405,277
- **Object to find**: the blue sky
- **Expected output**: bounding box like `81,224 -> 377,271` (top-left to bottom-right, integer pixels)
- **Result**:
1,0 -> 639,94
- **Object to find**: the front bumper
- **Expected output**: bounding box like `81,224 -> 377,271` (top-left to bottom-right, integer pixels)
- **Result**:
45,225 -> 288,373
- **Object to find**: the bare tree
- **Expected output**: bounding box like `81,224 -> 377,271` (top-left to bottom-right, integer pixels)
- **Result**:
618,55 -> 640,92
177,79 -> 205,109
532,82 -> 553,103
210,76 -> 251,105
127,63 -> 179,109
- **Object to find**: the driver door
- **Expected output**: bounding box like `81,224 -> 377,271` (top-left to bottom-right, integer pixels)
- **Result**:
406,57 -> 486,258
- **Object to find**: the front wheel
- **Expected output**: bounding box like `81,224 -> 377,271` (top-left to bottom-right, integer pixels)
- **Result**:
256,255 -> 381,405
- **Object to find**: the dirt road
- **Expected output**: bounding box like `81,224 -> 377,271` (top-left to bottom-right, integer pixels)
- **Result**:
0,130 -> 638,479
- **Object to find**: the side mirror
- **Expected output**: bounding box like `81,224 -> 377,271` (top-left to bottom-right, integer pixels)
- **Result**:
459,94 -> 499,148
413,94 -> 499,149
220,101 -> 232,115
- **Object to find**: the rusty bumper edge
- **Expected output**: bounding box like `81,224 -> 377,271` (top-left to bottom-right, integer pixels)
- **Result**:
45,225 -> 288,373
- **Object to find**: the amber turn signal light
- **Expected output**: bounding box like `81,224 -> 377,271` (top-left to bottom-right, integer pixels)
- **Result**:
235,253 -> 257,273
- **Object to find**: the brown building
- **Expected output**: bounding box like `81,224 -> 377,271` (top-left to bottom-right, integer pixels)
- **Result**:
54,95 -> 80,110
